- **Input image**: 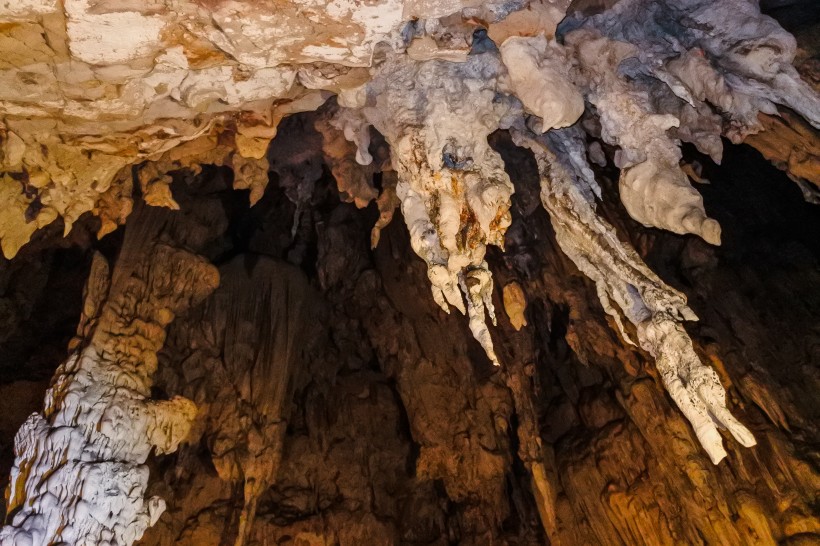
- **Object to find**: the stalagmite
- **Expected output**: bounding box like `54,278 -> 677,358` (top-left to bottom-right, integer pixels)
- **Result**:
512,125 -> 755,464
0,208 -> 219,545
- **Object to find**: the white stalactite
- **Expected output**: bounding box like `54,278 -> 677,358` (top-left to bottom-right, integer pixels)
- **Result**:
499,35 -> 584,132
513,126 -> 755,464
561,0 -> 820,245
564,30 -> 723,245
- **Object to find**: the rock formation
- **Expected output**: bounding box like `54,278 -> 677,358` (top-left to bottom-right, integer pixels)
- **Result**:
0,0 -> 818,544
0,206 -> 218,545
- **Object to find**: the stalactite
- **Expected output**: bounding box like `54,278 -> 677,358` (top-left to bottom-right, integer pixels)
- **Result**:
267,117 -> 326,240
498,35 -> 584,132
0,207 -> 218,545
314,106 -> 380,208
563,30 -> 723,244
370,170 -> 400,249
230,155 -> 270,207
511,125 -> 755,464
502,281 -> 528,331
560,0 -> 820,244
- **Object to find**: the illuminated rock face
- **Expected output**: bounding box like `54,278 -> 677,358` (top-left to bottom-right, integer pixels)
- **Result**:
0,0 -> 819,544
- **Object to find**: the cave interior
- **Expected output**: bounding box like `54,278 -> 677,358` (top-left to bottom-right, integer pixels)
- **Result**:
0,0 -> 819,545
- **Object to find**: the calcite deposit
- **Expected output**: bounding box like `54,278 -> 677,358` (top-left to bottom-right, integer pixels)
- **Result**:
0,207 -> 218,545
0,0 -> 819,544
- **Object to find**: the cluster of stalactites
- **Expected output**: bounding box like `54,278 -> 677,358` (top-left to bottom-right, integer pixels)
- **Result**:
325,0 -> 818,460
558,0 -> 820,244
320,0 -> 818,380
324,34 -> 582,366
491,0 -> 814,460
333,52 -> 522,365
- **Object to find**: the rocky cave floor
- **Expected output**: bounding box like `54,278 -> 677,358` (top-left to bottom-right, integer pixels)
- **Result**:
0,115 -> 818,545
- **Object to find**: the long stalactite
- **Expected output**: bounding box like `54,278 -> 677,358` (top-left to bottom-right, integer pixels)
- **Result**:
511,125 -> 756,464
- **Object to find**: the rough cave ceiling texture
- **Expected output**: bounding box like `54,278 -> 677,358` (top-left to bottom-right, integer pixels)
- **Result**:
0,0 -> 819,545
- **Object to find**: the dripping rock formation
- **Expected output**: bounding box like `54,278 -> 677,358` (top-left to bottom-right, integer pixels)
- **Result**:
0,0 -> 819,544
